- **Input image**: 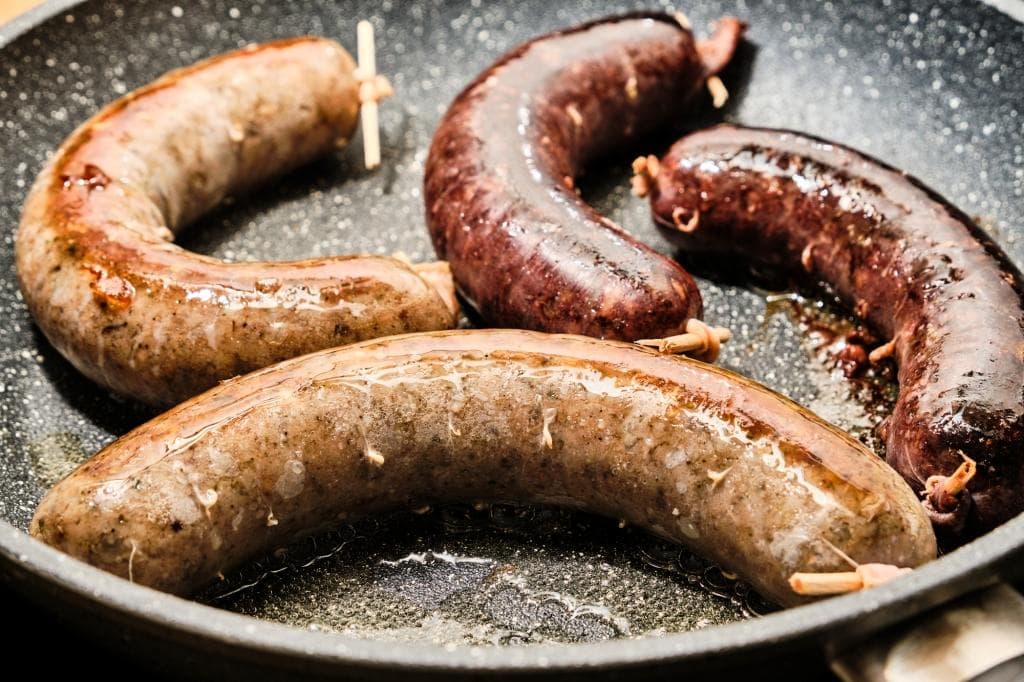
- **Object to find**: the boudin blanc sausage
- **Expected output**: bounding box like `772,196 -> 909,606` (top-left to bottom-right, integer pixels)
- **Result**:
16,37 -> 457,407
32,329 -> 936,606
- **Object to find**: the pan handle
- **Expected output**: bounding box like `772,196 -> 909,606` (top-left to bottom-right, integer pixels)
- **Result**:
829,583 -> 1024,681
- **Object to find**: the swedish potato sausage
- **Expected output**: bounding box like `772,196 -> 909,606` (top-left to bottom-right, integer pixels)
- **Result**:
16,37 -> 456,407
32,330 -> 936,606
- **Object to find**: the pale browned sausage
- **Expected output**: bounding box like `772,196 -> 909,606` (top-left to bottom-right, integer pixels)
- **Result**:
32,329 -> 936,606
16,37 -> 456,407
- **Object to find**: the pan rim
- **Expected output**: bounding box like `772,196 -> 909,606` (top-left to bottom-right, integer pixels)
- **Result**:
1,0 -> 1023,674
3,513 -> 1024,672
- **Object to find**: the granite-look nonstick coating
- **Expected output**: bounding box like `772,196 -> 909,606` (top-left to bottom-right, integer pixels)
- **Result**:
0,0 -> 1022,678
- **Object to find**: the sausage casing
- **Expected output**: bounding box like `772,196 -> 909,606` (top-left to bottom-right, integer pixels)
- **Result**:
425,14 -> 744,341
645,124 -> 1024,537
32,330 -> 936,606
16,37 -> 456,407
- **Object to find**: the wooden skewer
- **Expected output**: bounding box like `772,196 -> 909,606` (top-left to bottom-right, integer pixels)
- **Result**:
673,10 -> 692,30
938,456 -> 977,497
630,155 -> 660,197
356,20 -> 389,170
706,75 -> 729,108
790,563 -> 912,596
671,206 -> 700,233
790,570 -> 864,596
824,539 -> 859,569
636,327 -> 731,358
925,454 -> 977,510
636,319 -> 732,362
868,338 -> 897,363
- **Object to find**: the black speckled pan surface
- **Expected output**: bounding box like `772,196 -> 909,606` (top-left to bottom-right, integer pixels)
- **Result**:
1,0 -> 1023,679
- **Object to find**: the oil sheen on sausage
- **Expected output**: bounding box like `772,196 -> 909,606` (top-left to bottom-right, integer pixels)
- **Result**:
424,13 -> 745,340
645,124 -> 1024,538
15,37 -> 456,407
31,329 -> 936,606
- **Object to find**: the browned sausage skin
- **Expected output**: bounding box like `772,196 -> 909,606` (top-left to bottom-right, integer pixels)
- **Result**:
15,38 -> 456,407
645,124 -> 1024,539
425,13 -> 745,341
31,329 -> 935,606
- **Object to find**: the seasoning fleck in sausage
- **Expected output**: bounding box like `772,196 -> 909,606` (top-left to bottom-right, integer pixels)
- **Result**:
643,124 -> 1024,539
31,329 -> 936,606
424,13 -> 745,341
15,37 -> 456,407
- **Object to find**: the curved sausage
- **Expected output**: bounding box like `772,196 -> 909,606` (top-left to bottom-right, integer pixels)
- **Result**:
31,329 -> 936,606
643,124 -> 1024,539
424,13 -> 745,341
15,37 -> 457,407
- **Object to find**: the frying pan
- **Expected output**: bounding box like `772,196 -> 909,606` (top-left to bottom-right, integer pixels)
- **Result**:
1,0 -> 1023,679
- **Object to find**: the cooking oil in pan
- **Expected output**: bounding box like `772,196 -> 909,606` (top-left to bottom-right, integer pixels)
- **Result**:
200,503 -> 777,646
27,431 -> 88,489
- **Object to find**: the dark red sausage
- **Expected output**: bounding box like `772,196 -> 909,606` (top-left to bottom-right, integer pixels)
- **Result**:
424,13 -> 744,340
644,124 -> 1024,539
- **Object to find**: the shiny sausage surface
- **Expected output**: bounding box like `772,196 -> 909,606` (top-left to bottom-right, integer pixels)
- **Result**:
16,37 -> 456,407
646,124 -> 1024,538
425,14 -> 744,341
32,329 -> 936,606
